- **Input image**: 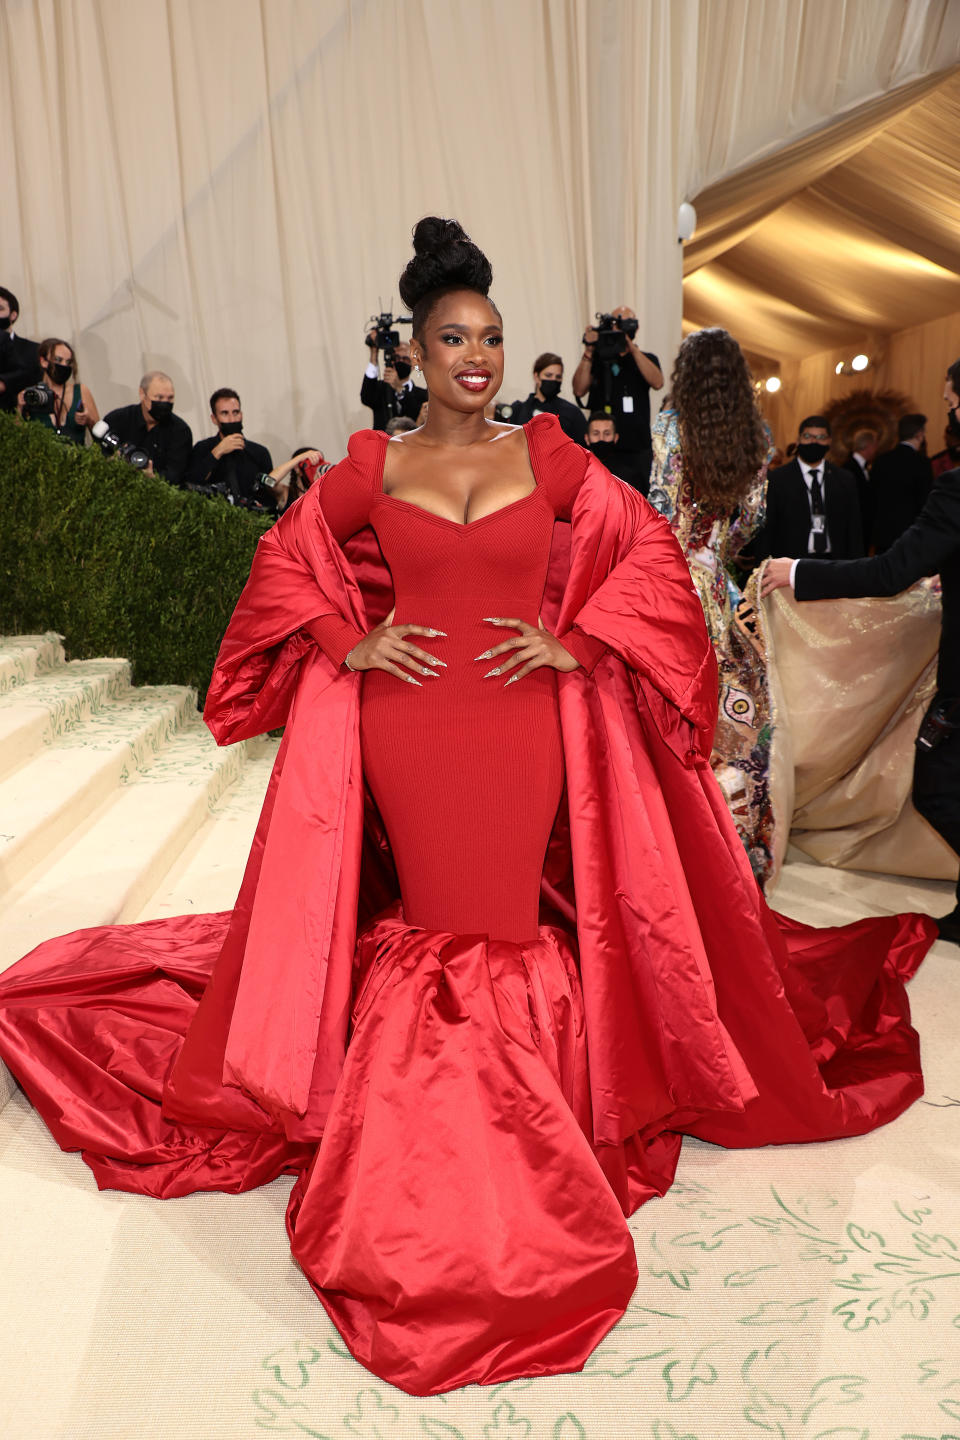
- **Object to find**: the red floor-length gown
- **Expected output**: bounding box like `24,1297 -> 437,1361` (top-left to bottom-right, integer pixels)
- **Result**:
0,415 -> 936,1396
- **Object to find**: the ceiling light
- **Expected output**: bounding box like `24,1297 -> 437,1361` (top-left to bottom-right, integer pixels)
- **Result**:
764,376 -> 781,393
677,201 -> 697,243
852,353 -> 869,371
835,361 -> 845,375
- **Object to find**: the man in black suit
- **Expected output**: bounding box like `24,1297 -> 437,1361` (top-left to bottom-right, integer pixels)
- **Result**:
870,413 -> 933,553
361,333 -> 427,431
842,428 -> 878,539
103,371 -> 193,487
0,286 -> 41,412
187,387 -> 275,509
585,412 -> 643,489
506,351 -> 587,445
572,304 -> 664,491
762,360 -> 960,942
753,415 -> 864,560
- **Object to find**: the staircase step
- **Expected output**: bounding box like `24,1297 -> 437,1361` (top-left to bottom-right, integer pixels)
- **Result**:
0,658 -> 131,781
0,719 -> 252,973
0,633 -> 65,693
0,685 -> 197,897
139,740 -> 279,921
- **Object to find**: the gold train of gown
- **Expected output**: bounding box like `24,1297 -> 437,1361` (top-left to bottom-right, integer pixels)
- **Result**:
650,410 -> 957,889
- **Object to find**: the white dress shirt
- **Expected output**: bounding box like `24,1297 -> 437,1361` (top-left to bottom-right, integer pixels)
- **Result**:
797,455 -> 830,557
786,457 -> 829,589
364,361 -> 413,398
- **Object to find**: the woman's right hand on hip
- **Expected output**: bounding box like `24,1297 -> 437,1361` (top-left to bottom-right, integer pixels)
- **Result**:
345,610 -> 447,686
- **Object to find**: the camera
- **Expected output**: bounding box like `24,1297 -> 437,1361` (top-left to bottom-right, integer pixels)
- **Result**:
585,312 -> 639,364
91,420 -> 150,471
187,473 -> 275,511
366,310 -> 412,365
916,698 -> 960,752
22,381 -> 55,412
494,402 -> 517,422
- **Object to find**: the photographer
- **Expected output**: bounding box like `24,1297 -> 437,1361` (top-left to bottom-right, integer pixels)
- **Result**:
17,337 -> 100,445
269,447 -> 330,514
585,412 -> 640,488
187,388 -> 275,509
362,329 -> 426,431
103,372 -> 192,486
0,286 -> 41,413
762,356 -> 960,944
572,305 -> 663,489
506,352 -> 586,444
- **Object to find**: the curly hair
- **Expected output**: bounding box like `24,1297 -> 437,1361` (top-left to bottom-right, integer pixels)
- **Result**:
669,328 -> 767,511
399,217 -> 498,338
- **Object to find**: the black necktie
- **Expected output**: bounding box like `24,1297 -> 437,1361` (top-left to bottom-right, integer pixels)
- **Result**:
809,470 -> 827,554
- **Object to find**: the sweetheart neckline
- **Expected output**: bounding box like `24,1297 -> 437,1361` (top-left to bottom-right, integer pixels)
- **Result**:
377,486 -> 542,529
375,421 -> 542,530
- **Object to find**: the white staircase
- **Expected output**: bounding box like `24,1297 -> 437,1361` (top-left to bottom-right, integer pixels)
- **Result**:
0,634 -> 278,1111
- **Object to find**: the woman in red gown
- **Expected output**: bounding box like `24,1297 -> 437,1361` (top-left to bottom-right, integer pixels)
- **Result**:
0,219 -> 936,1397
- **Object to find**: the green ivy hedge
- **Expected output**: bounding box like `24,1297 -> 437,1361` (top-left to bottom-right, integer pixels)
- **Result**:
0,412 -> 270,702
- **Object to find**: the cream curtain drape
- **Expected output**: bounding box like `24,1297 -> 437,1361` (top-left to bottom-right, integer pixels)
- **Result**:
0,0 -> 596,457
683,25 -> 960,365
683,71 -> 953,274
2,0 -> 958,456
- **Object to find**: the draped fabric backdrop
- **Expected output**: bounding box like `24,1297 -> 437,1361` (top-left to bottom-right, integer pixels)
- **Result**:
2,0 -> 959,457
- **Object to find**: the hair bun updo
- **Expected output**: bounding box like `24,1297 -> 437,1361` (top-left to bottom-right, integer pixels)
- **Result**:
398,217 -> 493,313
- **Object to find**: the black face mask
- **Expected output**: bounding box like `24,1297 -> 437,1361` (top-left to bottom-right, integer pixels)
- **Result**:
219,420 -> 243,436
0,314 -> 12,331
588,440 -> 618,466
48,361 -> 72,385
797,441 -> 829,464
149,400 -> 174,423
392,359 -> 412,380
947,405 -> 960,441
538,378 -> 562,402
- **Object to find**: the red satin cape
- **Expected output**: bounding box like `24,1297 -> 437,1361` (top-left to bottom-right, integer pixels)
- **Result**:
0,417 -> 936,1395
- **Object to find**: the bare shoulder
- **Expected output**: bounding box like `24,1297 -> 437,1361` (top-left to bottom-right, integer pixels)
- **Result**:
387,425 -> 426,446
487,421 -> 523,440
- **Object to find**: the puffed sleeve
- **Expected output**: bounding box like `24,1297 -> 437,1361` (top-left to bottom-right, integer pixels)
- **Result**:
304,432 -> 384,667
203,432 -> 388,743
526,415 -> 608,673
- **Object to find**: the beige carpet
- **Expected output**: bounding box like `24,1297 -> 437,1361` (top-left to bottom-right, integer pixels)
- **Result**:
1,638 -> 958,1439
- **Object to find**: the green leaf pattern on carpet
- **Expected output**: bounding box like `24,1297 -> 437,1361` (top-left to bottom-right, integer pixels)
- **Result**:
247,1180 -> 960,1439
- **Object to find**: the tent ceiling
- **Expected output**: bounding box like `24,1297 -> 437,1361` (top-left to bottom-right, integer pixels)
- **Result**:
683,68 -> 960,361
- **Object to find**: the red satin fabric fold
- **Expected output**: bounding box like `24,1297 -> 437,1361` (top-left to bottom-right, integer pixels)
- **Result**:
286,907 -> 638,1395
0,417 -> 938,1396
0,913 -> 312,1196
0,893 -> 934,1390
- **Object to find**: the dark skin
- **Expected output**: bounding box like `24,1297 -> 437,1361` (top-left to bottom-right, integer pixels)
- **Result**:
345,289 -> 580,688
